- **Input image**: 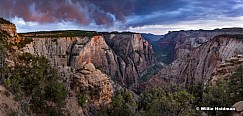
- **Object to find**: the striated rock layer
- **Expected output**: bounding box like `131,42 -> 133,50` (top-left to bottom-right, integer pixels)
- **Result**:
0,18 -> 153,115
21,33 -> 156,87
103,34 -> 156,84
158,28 -> 243,63
210,54 -> 243,85
148,35 -> 243,88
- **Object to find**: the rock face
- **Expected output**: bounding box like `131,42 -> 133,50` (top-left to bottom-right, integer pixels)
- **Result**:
0,26 -> 114,115
149,35 -> 243,88
103,34 -> 156,84
20,35 -> 114,109
22,36 -> 78,67
0,24 -> 17,37
158,29 -> 243,63
0,18 -> 17,37
211,55 -> 243,85
73,62 -> 113,109
232,101 -> 243,116
21,32 -> 156,87
0,85 -> 19,116
0,18 -> 156,115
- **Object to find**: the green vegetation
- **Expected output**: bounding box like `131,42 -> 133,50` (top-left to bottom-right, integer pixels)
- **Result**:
19,30 -> 101,38
0,30 -> 12,50
18,30 -> 138,39
106,65 -> 243,116
1,20 -> 243,115
102,88 -> 195,116
107,90 -> 137,116
188,65 -> 243,116
151,40 -> 175,64
3,78 -> 10,89
188,82 -> 204,106
16,37 -> 33,49
0,31 -> 68,115
202,81 -> 231,115
2,53 -> 68,115
139,64 -> 163,82
227,65 -> 243,102
204,66 -> 243,115
139,88 -> 195,116
77,92 -> 87,107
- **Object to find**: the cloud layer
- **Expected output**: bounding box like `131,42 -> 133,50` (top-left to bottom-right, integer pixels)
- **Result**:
1,0 -> 126,25
0,0 -> 243,34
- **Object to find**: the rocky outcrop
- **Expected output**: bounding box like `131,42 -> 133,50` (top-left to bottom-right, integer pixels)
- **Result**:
149,35 -> 243,88
64,62 -> 112,115
0,24 -> 17,37
21,32 -> 156,87
0,85 -> 19,116
22,36 -> 77,67
232,101 -> 243,116
0,18 -> 157,115
158,28 -> 243,63
211,55 -> 243,85
0,18 -> 17,37
65,96 -> 85,116
73,62 -> 113,109
103,34 -> 156,82
18,31 -> 156,112
21,36 -> 114,108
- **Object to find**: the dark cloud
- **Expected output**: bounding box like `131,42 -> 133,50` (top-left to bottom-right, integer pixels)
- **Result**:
0,0 -> 242,29
0,0 -> 134,26
134,0 -> 188,15
127,0 -> 243,27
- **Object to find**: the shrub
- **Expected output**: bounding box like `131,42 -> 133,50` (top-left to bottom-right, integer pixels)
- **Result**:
6,53 -> 68,115
77,92 -> 87,107
16,38 -> 33,49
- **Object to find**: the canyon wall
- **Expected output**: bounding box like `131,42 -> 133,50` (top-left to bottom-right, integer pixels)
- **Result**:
149,35 -> 243,88
158,29 -> 243,63
21,32 -> 156,87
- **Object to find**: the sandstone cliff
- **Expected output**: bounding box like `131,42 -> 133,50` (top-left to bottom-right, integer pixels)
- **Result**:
149,35 -> 243,88
0,20 -> 115,115
0,85 -> 19,116
0,18 -> 17,37
103,34 -> 156,82
64,62 -> 112,115
20,31 -> 156,87
158,29 -> 243,64
211,54 -> 243,85
72,62 -> 113,108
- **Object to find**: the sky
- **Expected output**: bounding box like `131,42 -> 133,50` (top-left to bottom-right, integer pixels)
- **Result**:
0,0 -> 243,35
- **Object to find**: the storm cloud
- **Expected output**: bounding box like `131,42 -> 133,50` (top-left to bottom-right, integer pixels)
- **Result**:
0,0 -> 243,34
0,0 -> 134,26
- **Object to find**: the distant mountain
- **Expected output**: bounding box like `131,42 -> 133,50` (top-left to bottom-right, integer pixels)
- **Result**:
156,28 -> 243,64
141,33 -> 164,43
148,34 -> 243,89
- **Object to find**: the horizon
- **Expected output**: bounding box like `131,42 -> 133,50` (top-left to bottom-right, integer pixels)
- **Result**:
1,0 -> 243,35
15,26 -> 243,36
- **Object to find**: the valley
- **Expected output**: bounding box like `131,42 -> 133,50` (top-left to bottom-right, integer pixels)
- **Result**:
0,18 -> 243,116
